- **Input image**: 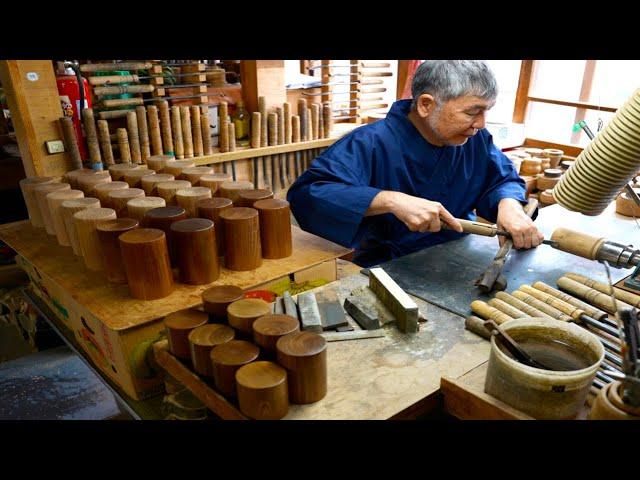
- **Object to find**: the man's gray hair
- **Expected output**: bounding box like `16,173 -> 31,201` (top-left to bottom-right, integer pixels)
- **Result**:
411,60 -> 498,109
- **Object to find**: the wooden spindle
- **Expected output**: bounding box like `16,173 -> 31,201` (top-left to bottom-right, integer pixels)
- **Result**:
146,105 -> 163,156
97,120 -> 115,166
136,106 -> 150,162
191,106 -> 203,157
126,111 -> 142,164
82,108 -> 102,167
158,100 -> 174,156
170,106 -> 184,159
116,128 -> 132,163
180,106 -> 194,159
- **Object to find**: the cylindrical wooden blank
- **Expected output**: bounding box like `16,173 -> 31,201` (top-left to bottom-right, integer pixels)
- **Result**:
227,298 -> 271,335
127,111 -> 141,163
35,183 -> 71,235
141,206 -> 187,267
210,340 -> 260,398
124,169 -> 155,188
97,120 -> 115,166
136,106 -> 150,161
164,309 -> 209,360
77,172 -> 112,196
147,154 -> 175,173
117,128 -> 132,163
236,361 -> 289,419
163,159 -> 195,178
219,119 -> 229,153
119,228 -> 174,300
251,112 -> 261,148
140,173 -> 174,196
220,207 -> 262,271
202,285 -> 244,323
253,315 -> 300,356
176,187 -> 212,218
127,196 -> 166,221
180,106 -> 194,159
200,173 -> 232,195
276,331 -> 327,404
158,100 -> 173,156
63,169 -> 93,189
254,199 -> 292,259
19,176 -> 57,227
156,180 -> 192,206
201,113 -> 212,155
190,106 -> 203,157
93,181 -> 129,206
59,117 -> 83,169
196,197 -> 233,256
188,324 -> 235,377
170,218 -> 220,285
181,166 -> 214,185
61,198 -> 101,255
46,189 -> 84,245
238,189 -> 274,208
96,218 -> 139,283
108,188 -> 145,217
74,208 -> 117,271
171,106 -> 184,159
228,123 -> 236,152
259,97 -> 268,147
218,180 -> 254,205
108,163 -> 140,181
147,106 -> 163,156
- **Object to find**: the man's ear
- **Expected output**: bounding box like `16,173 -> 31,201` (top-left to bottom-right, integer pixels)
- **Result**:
416,94 -> 436,118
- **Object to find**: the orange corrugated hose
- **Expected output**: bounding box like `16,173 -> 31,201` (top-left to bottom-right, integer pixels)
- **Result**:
401,60 -> 424,99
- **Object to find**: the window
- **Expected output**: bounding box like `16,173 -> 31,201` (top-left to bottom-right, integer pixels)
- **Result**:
485,60 -> 521,124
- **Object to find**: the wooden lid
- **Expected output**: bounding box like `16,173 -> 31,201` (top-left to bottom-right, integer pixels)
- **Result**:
170,218 -> 214,233
35,183 -> 70,194
97,218 -> 139,232
543,148 -> 564,156
109,188 -> 145,199
210,340 -> 259,366
73,207 -> 116,221
94,181 -> 129,194
62,197 -> 100,209
144,205 -> 186,220
276,331 -> 326,357
202,285 -> 244,305
109,164 -> 141,173
164,308 -> 209,330
119,227 -> 165,244
128,197 -> 165,209
182,167 -> 214,175
197,197 -> 233,210
156,180 -> 192,190
125,170 -> 156,180
239,189 -> 273,202
176,186 -> 211,197
188,324 -> 235,347
253,198 -> 289,211
228,298 -> 271,319
235,361 -> 287,389
543,168 -> 563,178
253,315 -> 299,337
200,173 -> 232,182
46,189 -> 83,201
219,207 -> 258,222
220,180 -> 254,191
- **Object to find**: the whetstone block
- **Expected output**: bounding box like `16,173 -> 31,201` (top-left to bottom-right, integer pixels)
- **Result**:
297,291 -> 323,333
369,267 -> 419,333
283,291 -> 299,320
343,296 -> 381,330
317,301 -> 349,331
274,296 -> 285,314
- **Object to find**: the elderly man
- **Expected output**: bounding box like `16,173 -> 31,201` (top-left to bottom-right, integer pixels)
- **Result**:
287,60 -> 544,267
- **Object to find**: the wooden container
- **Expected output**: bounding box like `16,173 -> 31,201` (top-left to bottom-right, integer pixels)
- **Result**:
147,154 -> 175,173
236,361 -> 289,419
163,159 -> 195,178
61,198 -> 101,255
63,169 -> 93,189
188,324 -> 235,377
108,163 -> 140,181
124,169 -> 155,188
200,172 -> 232,195
119,228 -> 174,300
227,298 -> 271,335
46,189 -> 84,246
74,207 -> 117,271
196,197 -> 233,256
616,191 -> 640,217
202,285 -> 244,323
539,189 -> 557,207
176,186 -> 212,218
254,199 -> 292,259
253,314 -> 300,356
560,159 -> 574,171
93,181 -> 129,206
108,188 -> 145,218
276,331 -> 327,404
220,207 -> 262,271
210,340 -> 260,398
218,180 -> 254,205
141,205 -> 187,267
140,173 -> 174,196
77,172 -> 112,196
19,176 -> 57,227
543,148 -> 564,169
182,166 -> 214,185
156,180 -> 192,206
96,218 -> 139,283
536,169 -> 563,191
35,183 -> 71,235
127,196 -> 166,220
170,218 -> 220,285
164,309 -> 209,361
520,158 -> 542,176
238,189 -> 274,208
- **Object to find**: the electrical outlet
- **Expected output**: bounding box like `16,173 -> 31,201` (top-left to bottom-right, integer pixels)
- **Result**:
45,140 -> 65,154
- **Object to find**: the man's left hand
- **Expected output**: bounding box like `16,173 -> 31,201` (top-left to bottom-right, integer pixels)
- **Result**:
496,198 -> 544,249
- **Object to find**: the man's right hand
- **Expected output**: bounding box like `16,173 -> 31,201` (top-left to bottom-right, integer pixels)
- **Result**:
366,191 -> 463,233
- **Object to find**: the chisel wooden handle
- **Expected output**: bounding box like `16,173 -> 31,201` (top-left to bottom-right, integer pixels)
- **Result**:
519,285 -> 583,322
259,97 -> 268,147
533,281 -> 609,320
59,117 -> 83,170
566,272 -> 640,309
103,97 -> 145,108
443,219 -> 498,236
220,118 -> 229,153
323,103 -> 332,138
298,99 -> 308,142
170,106 -> 184,159
180,106 -> 194,159
81,62 -> 151,73
465,315 -> 492,340
97,119 -> 115,166
191,106 -> 203,157
228,123 -> 236,152
82,108 -> 102,167
201,113 -> 212,155
136,106 -> 150,162
147,105 -> 163,156
283,102 -> 291,144
487,298 -> 530,319
310,103 -> 320,140
276,107 -> 284,146
268,113 -> 277,147
511,290 -> 573,322
318,103 -> 324,139
251,112 -> 261,148
550,228 -> 605,260
470,300 -> 512,325
88,74 -> 139,86
93,84 -> 154,96
556,277 -> 633,314
126,111 -> 141,163
158,100 -> 173,156
494,291 -> 552,320
116,128 -> 131,163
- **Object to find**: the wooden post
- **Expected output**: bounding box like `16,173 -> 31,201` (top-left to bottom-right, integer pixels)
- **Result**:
240,61 -> 287,114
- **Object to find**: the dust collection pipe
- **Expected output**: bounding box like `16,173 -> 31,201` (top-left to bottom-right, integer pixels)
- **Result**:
553,89 -> 640,215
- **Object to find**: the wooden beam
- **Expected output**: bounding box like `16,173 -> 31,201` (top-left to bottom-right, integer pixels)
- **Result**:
527,96 -> 617,113
239,60 -> 286,114
0,60 -> 73,177
523,137 -> 583,158
396,60 -> 411,100
570,60 -> 598,144
512,60 -> 534,123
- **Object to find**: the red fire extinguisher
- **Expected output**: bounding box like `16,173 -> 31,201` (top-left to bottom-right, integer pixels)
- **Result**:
56,61 -> 92,161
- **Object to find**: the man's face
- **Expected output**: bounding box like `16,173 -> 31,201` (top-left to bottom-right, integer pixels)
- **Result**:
423,95 -> 495,146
